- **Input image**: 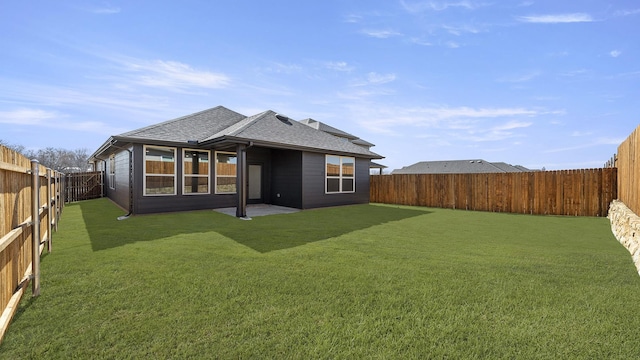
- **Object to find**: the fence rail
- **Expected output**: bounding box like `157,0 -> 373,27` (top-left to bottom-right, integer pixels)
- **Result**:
371,168 -> 617,217
617,124 -> 640,215
65,171 -> 104,202
0,145 -> 64,343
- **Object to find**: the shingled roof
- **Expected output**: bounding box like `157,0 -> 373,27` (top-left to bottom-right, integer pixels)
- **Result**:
90,106 -> 382,160
117,106 -> 246,143
392,159 -> 531,174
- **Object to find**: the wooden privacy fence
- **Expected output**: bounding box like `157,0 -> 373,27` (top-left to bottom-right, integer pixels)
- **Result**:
0,145 -> 64,343
371,168 -> 617,217
65,171 -> 104,202
617,124 -> 640,215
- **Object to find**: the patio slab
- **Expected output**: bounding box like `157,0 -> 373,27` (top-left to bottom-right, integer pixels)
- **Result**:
214,204 -> 300,219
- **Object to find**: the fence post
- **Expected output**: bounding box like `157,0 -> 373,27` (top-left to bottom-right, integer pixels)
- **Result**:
46,169 -> 52,253
54,172 -> 59,231
31,160 -> 41,297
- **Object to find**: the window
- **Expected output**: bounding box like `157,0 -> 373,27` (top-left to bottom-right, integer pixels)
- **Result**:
144,145 -> 176,196
183,149 -> 210,194
109,154 -> 116,190
326,155 -> 355,193
215,151 -> 237,194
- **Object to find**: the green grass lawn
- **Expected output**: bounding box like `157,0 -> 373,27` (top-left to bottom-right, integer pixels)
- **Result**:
2,198 -> 639,359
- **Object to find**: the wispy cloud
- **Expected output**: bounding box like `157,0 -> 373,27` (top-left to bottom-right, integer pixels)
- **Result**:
409,37 -> 433,46
0,108 -> 59,125
610,50 -> 622,58
325,61 -> 354,72
119,59 -> 230,89
544,137 -> 624,153
0,108 -> 127,133
352,104 -> 543,135
517,13 -> 594,23
497,71 -> 541,83
401,0 -> 487,12
262,62 -> 303,74
360,29 -> 403,38
614,9 -> 640,17
89,4 -> 121,14
350,72 -> 397,87
442,24 -> 482,35
344,14 -> 363,23
560,69 -> 589,77
366,72 -> 397,85
492,120 -> 533,131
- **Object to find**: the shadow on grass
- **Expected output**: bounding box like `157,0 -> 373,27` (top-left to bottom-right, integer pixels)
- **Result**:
215,204 -> 429,253
80,199 -> 428,253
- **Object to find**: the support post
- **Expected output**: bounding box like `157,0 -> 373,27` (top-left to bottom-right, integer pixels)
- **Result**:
236,144 -> 247,218
31,160 -> 41,297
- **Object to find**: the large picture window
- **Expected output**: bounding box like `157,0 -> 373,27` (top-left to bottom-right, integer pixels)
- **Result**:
326,155 -> 355,194
183,149 -> 210,195
144,145 -> 176,196
215,151 -> 237,194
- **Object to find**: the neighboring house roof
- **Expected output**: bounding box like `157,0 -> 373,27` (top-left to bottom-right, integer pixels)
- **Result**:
90,106 -> 382,160
392,159 -> 531,174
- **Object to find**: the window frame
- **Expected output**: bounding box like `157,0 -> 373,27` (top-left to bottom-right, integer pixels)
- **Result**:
325,155 -> 356,194
214,151 -> 237,194
143,145 -> 177,196
108,154 -> 116,190
182,148 -> 211,195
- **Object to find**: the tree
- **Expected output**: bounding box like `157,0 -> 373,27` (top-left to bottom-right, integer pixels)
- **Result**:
1,139 -> 89,172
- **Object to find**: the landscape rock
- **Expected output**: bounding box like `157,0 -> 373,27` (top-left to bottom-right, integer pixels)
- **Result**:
608,200 -> 640,276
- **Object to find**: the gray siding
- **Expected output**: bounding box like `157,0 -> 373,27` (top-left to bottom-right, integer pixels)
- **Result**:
132,144 -> 238,214
301,153 -> 370,209
105,144 -> 372,215
270,149 -> 303,208
105,147 -> 132,212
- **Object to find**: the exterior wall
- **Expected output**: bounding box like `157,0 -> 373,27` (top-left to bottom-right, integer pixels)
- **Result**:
105,147 -> 132,212
270,149 -> 303,208
301,152 -> 370,209
131,144 -> 237,214
106,143 -> 372,214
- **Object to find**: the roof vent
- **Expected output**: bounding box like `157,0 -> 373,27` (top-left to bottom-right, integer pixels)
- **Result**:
275,114 -> 292,125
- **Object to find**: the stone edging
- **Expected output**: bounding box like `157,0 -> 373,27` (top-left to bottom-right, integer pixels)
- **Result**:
608,200 -> 640,276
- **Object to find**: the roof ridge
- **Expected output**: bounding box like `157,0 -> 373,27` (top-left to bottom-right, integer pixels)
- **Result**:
119,105 -> 238,136
227,110 -> 273,137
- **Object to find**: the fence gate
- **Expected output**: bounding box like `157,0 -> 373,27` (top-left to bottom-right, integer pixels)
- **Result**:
65,171 -> 104,202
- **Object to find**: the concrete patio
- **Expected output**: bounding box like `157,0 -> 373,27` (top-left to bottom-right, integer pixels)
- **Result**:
214,204 -> 300,219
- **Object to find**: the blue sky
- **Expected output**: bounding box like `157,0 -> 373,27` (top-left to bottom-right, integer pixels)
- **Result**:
1,1 -> 638,171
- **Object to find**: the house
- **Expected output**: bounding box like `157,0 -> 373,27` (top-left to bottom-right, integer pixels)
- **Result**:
89,106 -> 383,217
392,159 -> 531,174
